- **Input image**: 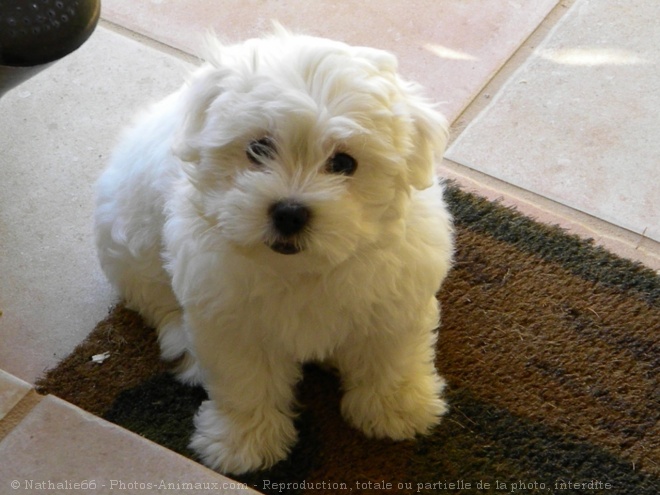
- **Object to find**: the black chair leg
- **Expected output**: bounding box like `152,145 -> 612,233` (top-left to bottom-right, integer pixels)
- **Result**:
0,0 -> 101,97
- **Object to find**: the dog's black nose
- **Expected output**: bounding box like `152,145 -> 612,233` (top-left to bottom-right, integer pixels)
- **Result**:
269,201 -> 311,236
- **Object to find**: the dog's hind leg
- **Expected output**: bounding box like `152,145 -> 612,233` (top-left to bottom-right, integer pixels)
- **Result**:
99,243 -> 202,385
127,276 -> 203,386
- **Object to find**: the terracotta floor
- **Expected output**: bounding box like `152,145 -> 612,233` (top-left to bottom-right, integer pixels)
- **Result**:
1,0 -> 658,492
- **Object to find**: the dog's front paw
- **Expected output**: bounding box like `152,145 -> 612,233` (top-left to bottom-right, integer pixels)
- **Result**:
190,400 -> 297,475
341,375 -> 448,440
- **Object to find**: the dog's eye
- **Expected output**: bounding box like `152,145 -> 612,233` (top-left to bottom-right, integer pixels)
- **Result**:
247,137 -> 276,165
327,152 -> 357,176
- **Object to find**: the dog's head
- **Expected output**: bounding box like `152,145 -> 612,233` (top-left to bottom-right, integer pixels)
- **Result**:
174,28 -> 448,270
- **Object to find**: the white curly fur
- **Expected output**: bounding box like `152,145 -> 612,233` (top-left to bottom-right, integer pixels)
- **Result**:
94,27 -> 453,475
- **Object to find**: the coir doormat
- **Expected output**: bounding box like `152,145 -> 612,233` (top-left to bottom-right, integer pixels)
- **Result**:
36,185 -> 659,494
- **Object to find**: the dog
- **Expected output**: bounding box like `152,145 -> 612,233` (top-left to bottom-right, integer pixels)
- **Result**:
94,26 -> 454,475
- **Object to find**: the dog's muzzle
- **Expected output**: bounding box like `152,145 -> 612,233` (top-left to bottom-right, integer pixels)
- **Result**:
268,200 -> 311,255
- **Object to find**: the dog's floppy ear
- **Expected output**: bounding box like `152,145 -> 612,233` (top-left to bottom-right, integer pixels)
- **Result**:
404,90 -> 449,190
353,47 -> 448,190
173,64 -> 227,163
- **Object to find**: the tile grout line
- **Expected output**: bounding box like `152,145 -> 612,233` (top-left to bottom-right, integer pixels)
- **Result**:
0,388 -> 43,443
98,18 -> 202,66
449,0 -> 578,141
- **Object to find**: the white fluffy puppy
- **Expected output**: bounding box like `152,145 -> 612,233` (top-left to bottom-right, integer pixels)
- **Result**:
95,27 -> 453,475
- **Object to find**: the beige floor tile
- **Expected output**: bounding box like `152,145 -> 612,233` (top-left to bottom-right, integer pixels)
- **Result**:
0,27 -> 193,383
0,395 -> 256,494
0,370 -> 32,421
102,0 -> 558,122
447,0 -> 660,243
